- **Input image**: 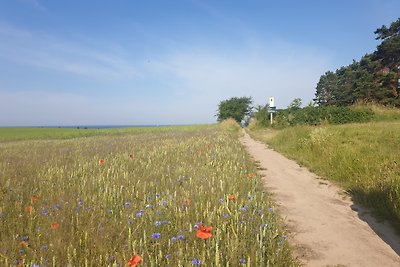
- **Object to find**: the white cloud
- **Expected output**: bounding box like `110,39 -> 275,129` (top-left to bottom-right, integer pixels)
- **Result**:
0,23 -> 140,80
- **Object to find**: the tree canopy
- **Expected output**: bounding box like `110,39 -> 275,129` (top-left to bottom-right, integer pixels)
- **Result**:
314,18 -> 400,107
216,97 -> 253,124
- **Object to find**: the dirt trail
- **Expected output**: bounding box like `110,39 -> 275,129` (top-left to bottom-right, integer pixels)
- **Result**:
240,131 -> 400,267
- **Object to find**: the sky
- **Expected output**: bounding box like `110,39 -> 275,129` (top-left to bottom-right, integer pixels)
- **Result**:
0,0 -> 399,126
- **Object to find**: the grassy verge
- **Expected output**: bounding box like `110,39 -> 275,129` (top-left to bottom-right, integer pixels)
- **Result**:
0,125 -> 297,266
249,122 -> 400,229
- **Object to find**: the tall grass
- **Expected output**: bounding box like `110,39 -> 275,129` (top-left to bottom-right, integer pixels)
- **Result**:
0,126 -> 296,266
249,122 -> 400,228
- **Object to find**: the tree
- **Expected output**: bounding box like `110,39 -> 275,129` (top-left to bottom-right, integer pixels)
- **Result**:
288,98 -> 302,110
216,97 -> 253,124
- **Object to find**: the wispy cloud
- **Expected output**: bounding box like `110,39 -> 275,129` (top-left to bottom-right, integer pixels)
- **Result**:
18,0 -> 46,11
0,23 -> 140,80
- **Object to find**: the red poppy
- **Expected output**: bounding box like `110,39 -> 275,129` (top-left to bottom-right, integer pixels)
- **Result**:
128,255 -> 142,267
196,224 -> 213,239
248,172 -> 254,178
51,222 -> 60,230
99,159 -> 105,165
31,195 -> 39,203
228,194 -> 235,201
25,206 -> 32,214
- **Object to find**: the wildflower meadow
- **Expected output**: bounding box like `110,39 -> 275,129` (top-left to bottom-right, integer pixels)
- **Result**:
0,125 -> 296,266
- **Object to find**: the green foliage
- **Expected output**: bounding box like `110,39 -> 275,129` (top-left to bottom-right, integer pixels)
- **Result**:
252,105 -> 270,127
275,106 -> 374,127
0,127 -> 297,266
250,122 -> 400,229
217,97 -> 253,124
314,18 -> 400,107
287,98 -> 302,110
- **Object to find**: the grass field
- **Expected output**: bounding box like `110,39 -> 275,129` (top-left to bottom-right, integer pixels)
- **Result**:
0,125 -> 209,142
0,123 -> 297,266
249,121 -> 400,228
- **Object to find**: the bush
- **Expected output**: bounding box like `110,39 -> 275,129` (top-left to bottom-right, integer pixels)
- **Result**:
275,106 -> 374,127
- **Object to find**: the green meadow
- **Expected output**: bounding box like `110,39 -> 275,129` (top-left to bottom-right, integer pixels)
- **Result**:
0,122 -> 297,266
249,119 -> 400,228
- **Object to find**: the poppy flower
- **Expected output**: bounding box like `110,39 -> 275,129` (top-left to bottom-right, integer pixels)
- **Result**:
128,255 -> 142,267
31,196 -> 39,203
51,222 -> 60,230
228,194 -> 235,201
196,224 -> 213,239
99,159 -> 105,165
25,206 -> 32,214
248,172 -> 254,178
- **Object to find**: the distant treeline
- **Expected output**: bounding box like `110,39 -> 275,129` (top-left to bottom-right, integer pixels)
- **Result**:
314,18 -> 400,107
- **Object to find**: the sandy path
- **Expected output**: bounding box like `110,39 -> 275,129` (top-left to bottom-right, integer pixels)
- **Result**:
240,131 -> 400,267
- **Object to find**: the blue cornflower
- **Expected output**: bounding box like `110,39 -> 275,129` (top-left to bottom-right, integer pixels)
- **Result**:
135,212 -> 142,217
162,200 -> 167,205
162,220 -> 169,225
124,202 -> 131,207
171,236 -> 177,242
178,235 -> 184,240
155,193 -> 160,197
218,198 -> 224,203
155,221 -> 161,227
128,220 -> 133,225
145,204 -> 154,209
54,204 -> 61,210
247,195 -> 253,199
41,207 -> 48,216
240,258 -> 246,264
40,245 -> 48,251
191,258 -> 201,266
152,233 -> 161,239
193,224 -> 199,230
21,236 -> 28,241
108,255 -> 115,262
165,254 -> 171,259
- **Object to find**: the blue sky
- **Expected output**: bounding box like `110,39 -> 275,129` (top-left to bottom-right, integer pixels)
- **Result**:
0,0 -> 399,126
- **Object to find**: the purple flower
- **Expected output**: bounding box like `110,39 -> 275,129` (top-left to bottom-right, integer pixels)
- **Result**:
41,207 -> 48,216
247,195 -> 253,199
152,232 -> 161,239
54,204 -> 61,210
155,193 -> 160,197
191,258 -> 201,266
128,220 -> 133,225
124,202 -> 131,207
40,245 -> 48,251
162,220 -> 169,225
193,224 -> 199,230
135,212 -> 142,217
218,198 -> 224,203
21,236 -> 28,241
171,236 -> 177,242
240,258 -> 246,264
108,255 -> 115,262
155,221 -> 161,227
178,235 -> 184,240
165,254 -> 171,259
145,204 -> 154,209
